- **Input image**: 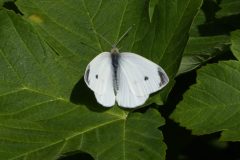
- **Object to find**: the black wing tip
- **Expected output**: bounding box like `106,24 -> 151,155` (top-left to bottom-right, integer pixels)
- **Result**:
85,66 -> 90,85
158,68 -> 169,87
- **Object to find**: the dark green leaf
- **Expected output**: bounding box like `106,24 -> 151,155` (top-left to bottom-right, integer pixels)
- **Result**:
231,30 -> 240,60
189,10 -> 205,36
178,9 -> 230,75
172,61 -> 240,141
216,0 -> 240,18
148,0 -> 158,22
0,9 -> 167,160
0,0 -> 203,159
16,0 -> 202,104
178,35 -> 230,75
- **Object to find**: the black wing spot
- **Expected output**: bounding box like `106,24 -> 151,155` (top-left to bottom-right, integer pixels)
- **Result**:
95,74 -> 98,79
85,67 -> 90,84
144,76 -> 149,81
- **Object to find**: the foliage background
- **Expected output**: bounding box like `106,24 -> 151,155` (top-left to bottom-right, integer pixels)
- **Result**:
0,0 -> 240,160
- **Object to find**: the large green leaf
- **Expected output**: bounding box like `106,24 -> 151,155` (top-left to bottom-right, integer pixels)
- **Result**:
231,30 -> 240,60
16,0 -> 202,104
171,60 -> 240,141
0,0 -> 202,159
0,9 -> 166,160
216,0 -> 240,18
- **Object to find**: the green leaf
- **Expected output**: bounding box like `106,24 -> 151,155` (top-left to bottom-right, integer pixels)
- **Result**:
0,0 -> 203,159
216,0 -> 240,18
148,0 -> 158,22
0,9 -> 167,160
178,9 -> 231,75
178,35 -> 230,75
14,0 -> 202,105
231,30 -> 240,60
171,60 -> 240,141
189,10 -> 205,37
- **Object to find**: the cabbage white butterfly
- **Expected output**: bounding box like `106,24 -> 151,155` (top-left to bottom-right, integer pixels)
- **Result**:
84,28 -> 169,108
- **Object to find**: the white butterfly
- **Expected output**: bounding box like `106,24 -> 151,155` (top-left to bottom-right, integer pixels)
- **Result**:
84,46 -> 169,108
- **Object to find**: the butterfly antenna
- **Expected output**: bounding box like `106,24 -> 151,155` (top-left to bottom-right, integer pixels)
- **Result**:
95,32 -> 113,47
114,26 -> 133,47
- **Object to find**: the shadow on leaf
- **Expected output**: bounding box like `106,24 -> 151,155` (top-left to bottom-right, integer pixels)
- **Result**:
70,77 -> 109,113
58,151 -> 94,160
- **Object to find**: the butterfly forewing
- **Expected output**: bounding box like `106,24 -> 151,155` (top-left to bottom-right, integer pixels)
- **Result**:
116,62 -> 149,108
117,53 -> 169,97
84,52 -> 115,107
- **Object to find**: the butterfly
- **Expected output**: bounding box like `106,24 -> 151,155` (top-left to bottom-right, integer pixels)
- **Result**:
84,28 -> 169,108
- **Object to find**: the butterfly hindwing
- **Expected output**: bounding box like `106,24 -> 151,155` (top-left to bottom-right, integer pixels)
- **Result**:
84,52 -> 115,107
116,61 -> 149,108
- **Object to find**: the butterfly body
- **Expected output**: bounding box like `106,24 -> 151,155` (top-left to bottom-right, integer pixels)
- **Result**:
84,48 -> 169,108
110,48 -> 120,93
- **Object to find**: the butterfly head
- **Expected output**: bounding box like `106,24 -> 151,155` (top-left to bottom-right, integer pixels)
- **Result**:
111,47 -> 119,54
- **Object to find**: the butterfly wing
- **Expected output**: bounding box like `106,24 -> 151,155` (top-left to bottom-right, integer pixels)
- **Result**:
116,68 -> 149,108
84,52 -> 115,107
116,52 -> 169,108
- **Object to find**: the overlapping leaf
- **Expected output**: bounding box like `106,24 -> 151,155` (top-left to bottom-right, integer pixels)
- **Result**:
178,35 -> 230,75
171,60 -> 240,141
172,0 -> 240,144
178,10 -> 230,75
231,30 -> 240,60
216,0 -> 240,18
